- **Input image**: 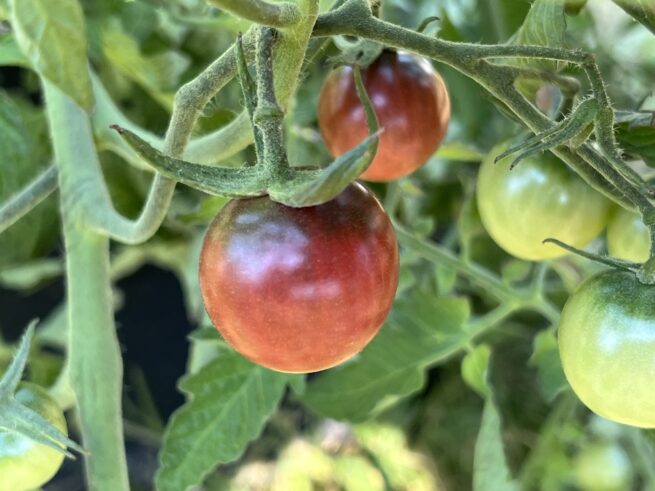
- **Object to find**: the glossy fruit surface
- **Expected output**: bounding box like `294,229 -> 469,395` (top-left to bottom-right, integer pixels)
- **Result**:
558,270 -> 655,428
575,443 -> 632,491
318,50 -> 450,182
199,182 -> 399,373
476,142 -> 611,260
0,383 -> 67,491
606,207 -> 649,263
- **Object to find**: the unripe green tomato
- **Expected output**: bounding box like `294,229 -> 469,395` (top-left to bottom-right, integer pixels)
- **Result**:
559,270 -> 655,428
575,443 -> 632,491
0,383 -> 67,491
476,142 -> 611,261
606,207 -> 649,263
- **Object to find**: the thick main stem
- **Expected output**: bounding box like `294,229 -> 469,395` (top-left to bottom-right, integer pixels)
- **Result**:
44,82 -> 129,491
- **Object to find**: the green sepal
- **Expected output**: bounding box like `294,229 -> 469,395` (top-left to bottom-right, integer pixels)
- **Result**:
110,125 -> 269,197
0,321 -> 86,457
268,132 -> 380,206
0,320 -> 36,394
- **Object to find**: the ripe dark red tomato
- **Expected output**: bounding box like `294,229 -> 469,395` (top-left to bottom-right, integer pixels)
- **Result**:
199,182 -> 399,373
318,50 -> 450,182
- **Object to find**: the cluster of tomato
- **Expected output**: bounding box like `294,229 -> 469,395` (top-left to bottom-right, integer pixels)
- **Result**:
199,49 -> 655,433
6,48 -> 651,491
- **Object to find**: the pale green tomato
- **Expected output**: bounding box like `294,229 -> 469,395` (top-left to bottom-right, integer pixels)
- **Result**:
0,383 -> 67,491
559,270 -> 655,428
575,443 -> 632,491
607,207 -> 649,263
476,142 -> 611,261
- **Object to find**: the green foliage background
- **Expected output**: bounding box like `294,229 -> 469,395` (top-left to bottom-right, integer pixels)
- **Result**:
1,0 -> 655,490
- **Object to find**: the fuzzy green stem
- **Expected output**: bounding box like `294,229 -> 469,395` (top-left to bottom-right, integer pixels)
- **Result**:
207,0 -> 302,28
0,166 -> 57,235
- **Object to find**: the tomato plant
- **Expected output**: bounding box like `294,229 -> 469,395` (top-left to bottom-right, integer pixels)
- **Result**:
4,0 -> 655,490
559,270 -> 655,428
607,207 -> 649,263
317,50 -> 450,182
199,183 -> 399,373
476,142 -> 611,261
0,383 -> 67,491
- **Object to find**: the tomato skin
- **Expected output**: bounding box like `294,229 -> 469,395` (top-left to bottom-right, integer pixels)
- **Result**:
558,270 -> 655,428
575,443 -> 632,491
199,183 -> 399,373
606,207 -> 649,263
318,50 -> 450,182
476,142 -> 611,260
0,383 -> 67,491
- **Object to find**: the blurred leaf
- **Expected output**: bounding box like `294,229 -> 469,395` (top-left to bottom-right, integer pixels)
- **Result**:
175,195 -> 230,224
0,33 -> 28,66
501,260 -> 532,285
435,142 -> 484,162
528,330 -> 568,402
301,291 -> 470,422
474,401 -> 519,491
155,347 -> 293,491
0,92 -> 58,270
612,0 -> 655,35
462,345 -> 491,398
465,347 -> 519,491
0,258 -> 63,290
101,19 -> 190,110
510,0 -> 567,71
458,193 -> 484,256
615,121 -> 655,167
9,0 -> 93,110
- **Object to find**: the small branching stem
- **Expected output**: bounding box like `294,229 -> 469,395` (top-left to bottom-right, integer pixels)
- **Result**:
0,166 -> 57,235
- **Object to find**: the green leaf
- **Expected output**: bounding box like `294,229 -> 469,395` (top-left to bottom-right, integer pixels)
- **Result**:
462,345 -> 491,398
509,0 -> 567,99
0,91 -> 58,270
301,291 -> 471,422
474,401 -> 519,491
612,0 -> 655,35
464,347 -> 519,491
101,19 -> 190,110
0,33 -> 28,66
615,121 -> 655,167
510,0 -> 567,72
8,0 -> 93,110
155,348 -> 292,491
528,330 -> 568,402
